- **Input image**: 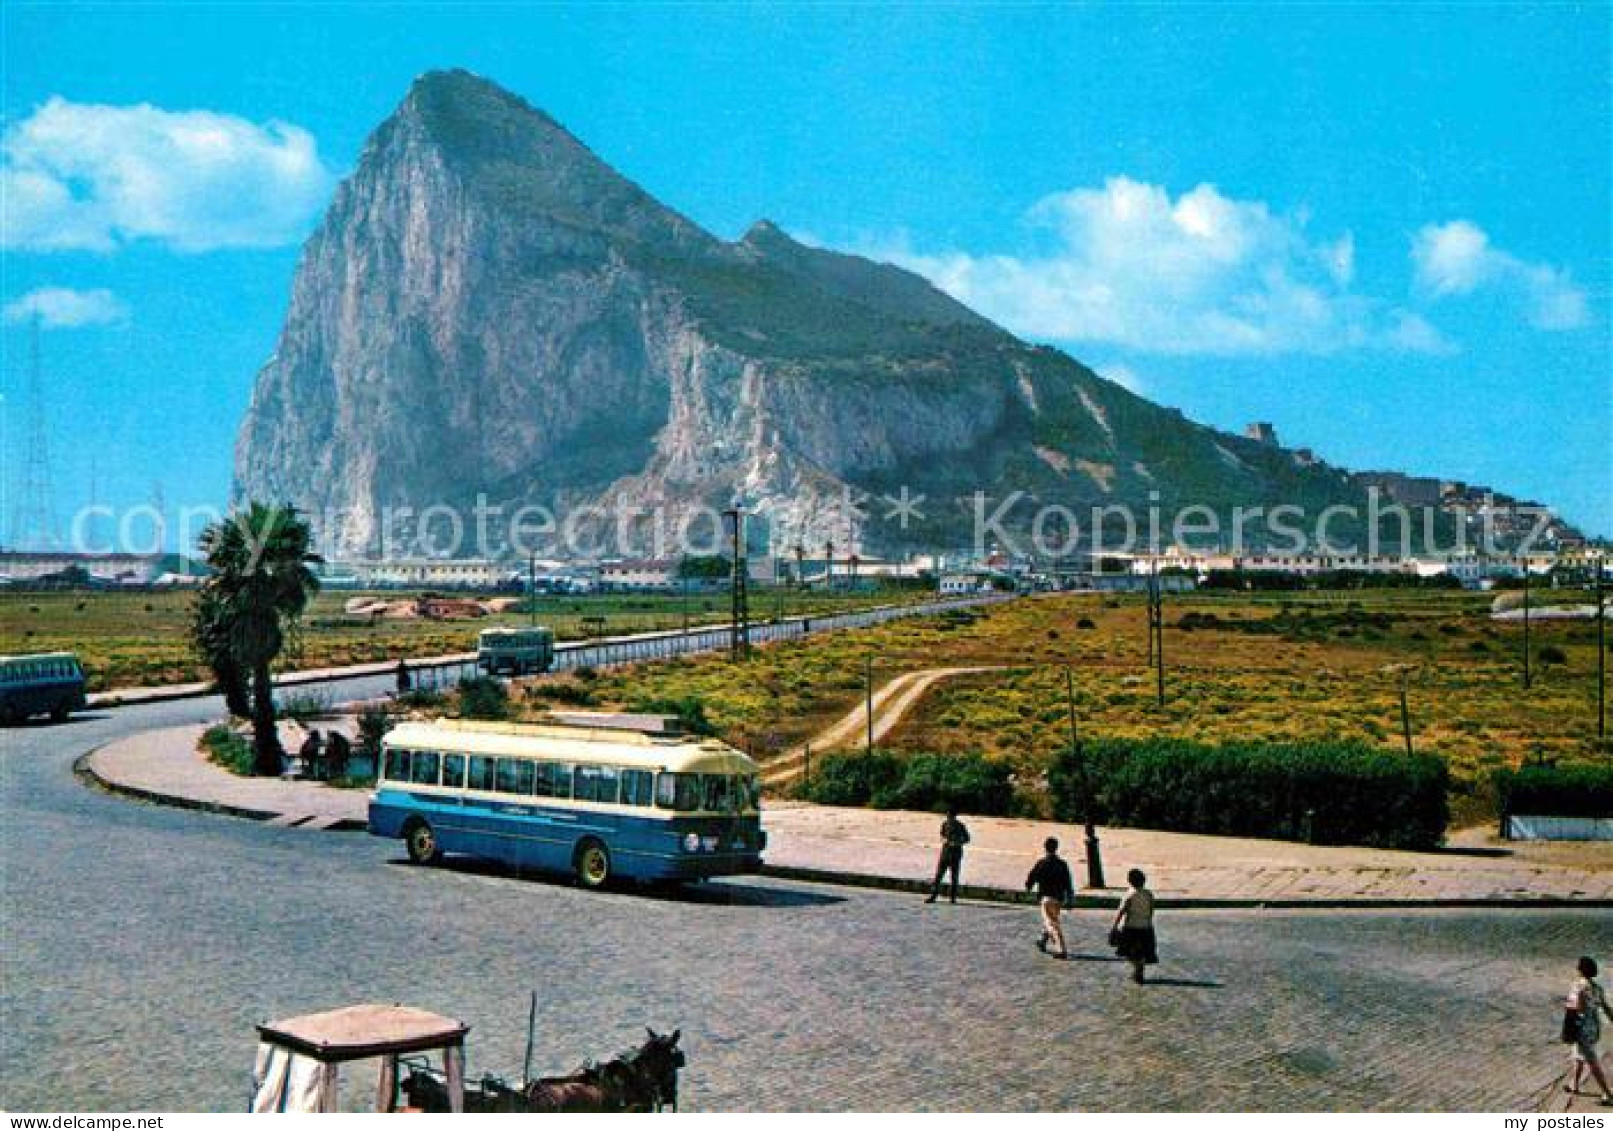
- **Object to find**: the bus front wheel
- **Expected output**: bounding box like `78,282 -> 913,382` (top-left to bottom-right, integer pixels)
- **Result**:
404,821 -> 441,865
574,839 -> 611,889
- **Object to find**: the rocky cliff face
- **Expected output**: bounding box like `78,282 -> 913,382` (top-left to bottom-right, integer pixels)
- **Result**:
237,69 -> 1379,558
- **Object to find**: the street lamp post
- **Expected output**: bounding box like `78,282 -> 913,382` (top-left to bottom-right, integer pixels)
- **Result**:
1066,665 -> 1105,889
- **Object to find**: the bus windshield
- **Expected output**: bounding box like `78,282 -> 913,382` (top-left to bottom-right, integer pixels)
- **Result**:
655,772 -> 757,813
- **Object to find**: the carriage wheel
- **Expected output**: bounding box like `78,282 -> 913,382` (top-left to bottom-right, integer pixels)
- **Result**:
405,820 -> 441,865
574,839 -> 611,889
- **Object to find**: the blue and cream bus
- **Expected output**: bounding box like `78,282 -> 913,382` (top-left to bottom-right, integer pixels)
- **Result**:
368,718 -> 765,887
0,652 -> 87,724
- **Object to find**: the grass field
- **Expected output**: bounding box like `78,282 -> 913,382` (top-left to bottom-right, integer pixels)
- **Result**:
0,586 -> 928,691
501,588 -> 1608,823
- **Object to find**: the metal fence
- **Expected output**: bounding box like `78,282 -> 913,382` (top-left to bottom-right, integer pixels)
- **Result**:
400,592 -> 1013,692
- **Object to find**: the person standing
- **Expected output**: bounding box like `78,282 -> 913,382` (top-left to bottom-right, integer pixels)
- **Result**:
925,805 -> 971,904
1111,868 -> 1159,984
1565,956 -> 1613,1105
1025,837 -> 1074,959
395,660 -> 413,695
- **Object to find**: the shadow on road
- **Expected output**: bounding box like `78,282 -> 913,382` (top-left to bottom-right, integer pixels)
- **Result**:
1141,976 -> 1224,989
386,856 -> 846,908
1,712 -> 109,730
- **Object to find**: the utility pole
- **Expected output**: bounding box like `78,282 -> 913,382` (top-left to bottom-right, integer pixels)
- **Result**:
1066,665 -> 1105,889
12,316 -> 60,549
825,539 -> 835,594
865,656 -> 874,755
1147,555 -> 1166,707
795,543 -> 806,590
1597,549 -> 1606,741
725,507 -> 749,660
528,553 -> 537,627
1522,560 -> 1532,690
1398,667 -> 1414,757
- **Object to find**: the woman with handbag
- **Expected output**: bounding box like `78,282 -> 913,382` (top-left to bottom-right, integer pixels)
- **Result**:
1566,956 -> 1613,1105
1110,869 -> 1159,984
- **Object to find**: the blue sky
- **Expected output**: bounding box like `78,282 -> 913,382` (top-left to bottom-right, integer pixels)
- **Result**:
3,2 -> 1609,547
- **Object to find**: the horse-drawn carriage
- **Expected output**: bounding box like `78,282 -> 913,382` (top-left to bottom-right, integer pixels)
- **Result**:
250,1002 -> 684,1113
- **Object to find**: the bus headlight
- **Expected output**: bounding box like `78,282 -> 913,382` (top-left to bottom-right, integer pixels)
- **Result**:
683,832 -> 701,853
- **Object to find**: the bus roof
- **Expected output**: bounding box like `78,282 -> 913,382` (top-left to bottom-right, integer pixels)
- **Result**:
384,718 -> 758,775
0,652 -> 80,666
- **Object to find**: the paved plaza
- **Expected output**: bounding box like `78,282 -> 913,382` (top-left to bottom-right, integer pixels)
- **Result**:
2,693 -> 1610,1111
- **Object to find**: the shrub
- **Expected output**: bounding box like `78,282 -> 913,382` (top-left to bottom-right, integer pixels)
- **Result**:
397,688 -> 447,711
796,750 -> 904,807
1048,737 -> 1449,850
528,680 -> 597,706
1538,645 -> 1568,665
200,724 -> 254,776
356,705 -> 395,763
1076,617 -> 1097,630
885,752 -> 1015,815
276,690 -> 333,722
1494,764 -> 1613,819
627,694 -> 716,736
457,676 -> 510,720
797,749 -> 1015,815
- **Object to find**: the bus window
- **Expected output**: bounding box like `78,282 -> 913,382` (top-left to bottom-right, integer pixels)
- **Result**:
703,775 -> 732,813
621,769 -> 653,807
656,773 -> 702,812
574,765 -> 619,804
737,775 -> 760,811
442,753 -> 466,790
410,751 -> 440,786
534,762 -> 572,799
385,748 -> 410,783
497,758 -> 535,796
467,756 -> 497,792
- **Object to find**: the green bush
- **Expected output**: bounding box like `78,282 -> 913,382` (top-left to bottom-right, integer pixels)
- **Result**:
797,750 -> 904,807
457,676 -> 510,720
200,724 -> 254,776
626,694 -> 716,736
276,690 -> 332,722
1494,764 -> 1613,819
797,749 -> 1015,815
1048,737 -> 1449,850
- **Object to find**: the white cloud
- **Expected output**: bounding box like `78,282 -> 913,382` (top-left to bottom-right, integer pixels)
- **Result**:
1411,220 -> 1588,330
868,177 -> 1446,357
3,286 -> 128,328
2,96 -> 333,252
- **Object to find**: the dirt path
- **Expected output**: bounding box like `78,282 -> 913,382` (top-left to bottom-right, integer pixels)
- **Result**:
760,666 -> 998,788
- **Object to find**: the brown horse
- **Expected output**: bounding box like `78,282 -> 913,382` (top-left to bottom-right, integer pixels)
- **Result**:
401,1028 -> 685,1113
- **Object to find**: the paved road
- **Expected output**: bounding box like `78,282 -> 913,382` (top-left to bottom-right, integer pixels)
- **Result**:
1,686 -> 1604,1111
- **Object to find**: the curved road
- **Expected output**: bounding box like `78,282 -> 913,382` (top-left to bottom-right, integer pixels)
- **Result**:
1,682 -> 1605,1111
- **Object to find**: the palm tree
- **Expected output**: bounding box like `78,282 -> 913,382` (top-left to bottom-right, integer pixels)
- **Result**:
191,584 -> 251,718
195,503 -> 322,775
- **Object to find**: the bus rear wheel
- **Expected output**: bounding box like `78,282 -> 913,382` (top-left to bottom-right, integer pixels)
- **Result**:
574,839 -> 611,889
404,821 -> 441,865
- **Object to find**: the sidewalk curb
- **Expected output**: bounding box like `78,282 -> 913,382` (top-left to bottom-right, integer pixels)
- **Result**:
72,745 -> 368,832
757,864 -> 1613,910
70,750 -> 1613,910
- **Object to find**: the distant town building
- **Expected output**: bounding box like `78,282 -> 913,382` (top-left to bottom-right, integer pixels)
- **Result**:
0,551 -> 168,587
322,558 -> 506,589
599,559 -> 680,591
1354,471 -> 1443,509
1245,422 -> 1280,446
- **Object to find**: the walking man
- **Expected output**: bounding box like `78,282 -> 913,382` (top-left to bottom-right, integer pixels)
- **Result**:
1026,837 -> 1074,959
925,805 -> 971,904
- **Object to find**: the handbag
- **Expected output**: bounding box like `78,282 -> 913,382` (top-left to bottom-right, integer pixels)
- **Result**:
1108,927 -> 1124,949
1561,1008 -> 1583,1044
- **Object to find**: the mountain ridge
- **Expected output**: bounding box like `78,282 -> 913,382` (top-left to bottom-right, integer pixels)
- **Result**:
236,68 -> 1485,559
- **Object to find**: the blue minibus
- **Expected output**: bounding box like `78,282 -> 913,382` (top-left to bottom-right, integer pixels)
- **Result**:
0,652 -> 87,724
